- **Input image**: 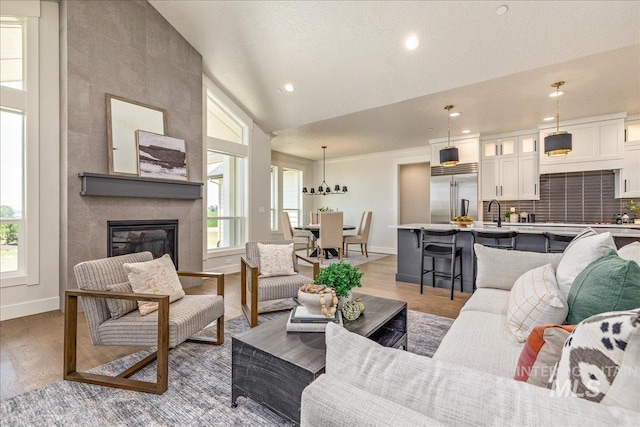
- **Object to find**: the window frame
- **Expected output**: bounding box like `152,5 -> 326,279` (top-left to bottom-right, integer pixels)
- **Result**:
0,13 -> 39,288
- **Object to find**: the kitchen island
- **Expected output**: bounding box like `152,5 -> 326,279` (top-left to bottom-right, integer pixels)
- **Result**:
395,222 -> 640,294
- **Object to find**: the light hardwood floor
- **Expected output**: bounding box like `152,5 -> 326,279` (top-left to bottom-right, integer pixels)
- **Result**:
0,254 -> 469,400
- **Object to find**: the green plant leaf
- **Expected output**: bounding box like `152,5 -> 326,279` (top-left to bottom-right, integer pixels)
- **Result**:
314,262 -> 363,298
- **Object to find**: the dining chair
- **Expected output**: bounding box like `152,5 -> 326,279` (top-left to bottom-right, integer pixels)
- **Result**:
310,211 -> 319,225
344,211 -> 372,257
282,211 -> 311,256
317,211 -> 344,264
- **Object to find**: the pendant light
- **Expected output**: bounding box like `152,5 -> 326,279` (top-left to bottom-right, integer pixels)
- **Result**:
439,105 -> 459,166
302,146 -> 347,196
544,81 -> 572,156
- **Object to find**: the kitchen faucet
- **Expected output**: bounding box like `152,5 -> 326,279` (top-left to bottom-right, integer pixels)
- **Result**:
488,199 -> 502,227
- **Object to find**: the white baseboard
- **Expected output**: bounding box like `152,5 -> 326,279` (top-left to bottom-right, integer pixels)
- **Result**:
0,296 -> 60,321
206,263 -> 241,275
367,246 -> 397,255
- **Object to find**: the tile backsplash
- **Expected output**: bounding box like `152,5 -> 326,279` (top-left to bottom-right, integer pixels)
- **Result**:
482,170 -> 634,223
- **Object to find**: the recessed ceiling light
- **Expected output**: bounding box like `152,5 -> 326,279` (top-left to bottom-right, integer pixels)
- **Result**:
496,5 -> 508,16
543,116 -> 555,121
275,89 -> 282,94
404,35 -> 420,50
428,127 -> 434,130
549,91 -> 564,97
284,83 -> 295,92
462,129 -> 471,134
449,112 -> 460,117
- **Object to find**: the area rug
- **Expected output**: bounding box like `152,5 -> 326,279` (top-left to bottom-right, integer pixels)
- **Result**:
295,249 -> 388,267
0,310 -> 453,427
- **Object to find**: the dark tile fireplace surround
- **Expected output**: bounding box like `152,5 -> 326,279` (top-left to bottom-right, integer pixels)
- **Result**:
108,220 -> 179,268
482,170 -> 633,224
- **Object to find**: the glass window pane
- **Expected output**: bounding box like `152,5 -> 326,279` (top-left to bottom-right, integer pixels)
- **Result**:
283,168 -> 302,227
207,151 -> 245,249
206,93 -> 244,144
0,221 -> 19,273
1,19 -> 24,90
1,109 -> 24,220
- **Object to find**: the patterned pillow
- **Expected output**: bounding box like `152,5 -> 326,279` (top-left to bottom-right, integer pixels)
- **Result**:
123,254 -> 185,316
550,309 -> 640,411
105,281 -> 137,319
507,264 -> 568,342
257,243 -> 296,277
514,324 -> 575,387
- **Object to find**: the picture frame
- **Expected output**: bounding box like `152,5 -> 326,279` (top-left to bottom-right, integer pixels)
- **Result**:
136,130 -> 188,181
106,94 -> 168,176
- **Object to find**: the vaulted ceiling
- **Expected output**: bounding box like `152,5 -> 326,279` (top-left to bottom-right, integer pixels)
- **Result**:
150,1 -> 640,160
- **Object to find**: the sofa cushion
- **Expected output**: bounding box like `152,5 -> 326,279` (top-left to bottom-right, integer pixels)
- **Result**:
474,244 -> 562,291
566,250 -> 640,324
555,230 -> 616,299
514,324 -> 575,387
507,264 -> 568,342
105,281 -> 137,320
323,322 -> 640,425
460,288 -> 509,316
552,309 -> 640,412
617,241 -> 640,266
257,242 -> 296,277
432,310 -> 523,378
123,254 -> 185,316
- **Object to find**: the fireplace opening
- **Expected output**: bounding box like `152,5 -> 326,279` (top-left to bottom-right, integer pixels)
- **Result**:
108,220 -> 178,268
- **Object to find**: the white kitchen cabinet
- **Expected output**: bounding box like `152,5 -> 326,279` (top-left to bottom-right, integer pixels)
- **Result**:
518,155 -> 540,200
430,137 -> 479,167
518,135 -> 538,156
539,114 -> 625,174
481,157 -> 518,200
482,138 -> 516,159
615,140 -> 640,198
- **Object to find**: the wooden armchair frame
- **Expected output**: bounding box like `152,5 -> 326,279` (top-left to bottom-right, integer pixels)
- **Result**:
64,271 -> 224,395
240,253 -> 319,328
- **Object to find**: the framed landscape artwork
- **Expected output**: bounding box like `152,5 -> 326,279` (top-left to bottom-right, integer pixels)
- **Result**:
136,130 -> 188,181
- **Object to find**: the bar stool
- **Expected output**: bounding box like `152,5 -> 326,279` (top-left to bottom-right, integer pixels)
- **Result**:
543,232 -> 574,253
471,230 -> 518,290
420,228 -> 463,300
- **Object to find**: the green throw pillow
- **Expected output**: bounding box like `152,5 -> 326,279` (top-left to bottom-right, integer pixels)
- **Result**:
566,250 -> 640,324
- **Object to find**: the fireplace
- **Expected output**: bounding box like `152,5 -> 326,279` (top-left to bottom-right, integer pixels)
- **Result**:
108,220 -> 178,268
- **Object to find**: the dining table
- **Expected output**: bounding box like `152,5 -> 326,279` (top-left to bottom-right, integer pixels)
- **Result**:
294,224 -> 356,258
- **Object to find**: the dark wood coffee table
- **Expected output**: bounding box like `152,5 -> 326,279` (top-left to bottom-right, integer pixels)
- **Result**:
231,293 -> 407,425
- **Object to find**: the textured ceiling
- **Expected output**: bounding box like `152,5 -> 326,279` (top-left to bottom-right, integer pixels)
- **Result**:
150,1 -> 640,160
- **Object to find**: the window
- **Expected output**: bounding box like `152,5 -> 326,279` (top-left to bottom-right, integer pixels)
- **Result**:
1,13 -> 38,287
270,166 -> 279,230
205,88 -> 248,251
282,168 -> 302,228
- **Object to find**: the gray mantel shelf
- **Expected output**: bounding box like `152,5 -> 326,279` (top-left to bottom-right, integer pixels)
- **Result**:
79,173 -> 203,199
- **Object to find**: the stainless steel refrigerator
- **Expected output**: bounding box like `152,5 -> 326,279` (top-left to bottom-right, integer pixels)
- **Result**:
430,163 -> 478,224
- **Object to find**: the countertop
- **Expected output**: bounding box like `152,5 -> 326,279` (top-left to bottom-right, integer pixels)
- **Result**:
394,222 -> 640,238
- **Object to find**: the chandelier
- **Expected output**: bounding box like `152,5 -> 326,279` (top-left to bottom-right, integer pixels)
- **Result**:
302,146 -> 347,195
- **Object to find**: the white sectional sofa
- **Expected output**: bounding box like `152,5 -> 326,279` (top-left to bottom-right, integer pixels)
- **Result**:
300,245 -> 640,426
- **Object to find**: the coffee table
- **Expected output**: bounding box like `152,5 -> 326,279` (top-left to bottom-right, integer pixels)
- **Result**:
231,293 -> 407,424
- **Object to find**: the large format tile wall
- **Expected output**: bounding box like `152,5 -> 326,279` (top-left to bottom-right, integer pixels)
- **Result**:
60,0 -> 204,303
483,170 -> 633,223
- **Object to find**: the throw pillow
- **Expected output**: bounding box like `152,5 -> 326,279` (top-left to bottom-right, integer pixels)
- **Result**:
123,254 -> 185,316
257,243 -> 296,277
617,242 -> 640,266
555,229 -> 616,299
566,250 -> 640,324
514,324 -> 575,387
474,244 -> 563,291
105,282 -> 137,320
507,264 -> 568,342
550,309 -> 640,411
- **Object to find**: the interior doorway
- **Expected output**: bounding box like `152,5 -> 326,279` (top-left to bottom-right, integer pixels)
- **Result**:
399,162 -> 430,224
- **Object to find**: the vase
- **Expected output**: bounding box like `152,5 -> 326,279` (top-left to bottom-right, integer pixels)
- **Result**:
338,290 -> 353,310
510,215 -> 518,223
297,289 -> 323,315
341,300 -> 362,321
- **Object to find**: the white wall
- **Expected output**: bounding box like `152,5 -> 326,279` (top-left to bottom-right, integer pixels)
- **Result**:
310,146 -> 430,254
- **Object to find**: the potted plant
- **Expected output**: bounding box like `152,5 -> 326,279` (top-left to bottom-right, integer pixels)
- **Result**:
315,262 -> 363,303
318,206 -> 334,212
506,211 -> 520,223
626,200 -> 640,224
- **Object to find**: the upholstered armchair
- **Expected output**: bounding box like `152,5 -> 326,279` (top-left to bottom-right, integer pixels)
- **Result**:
240,240 -> 319,327
65,251 -> 224,394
